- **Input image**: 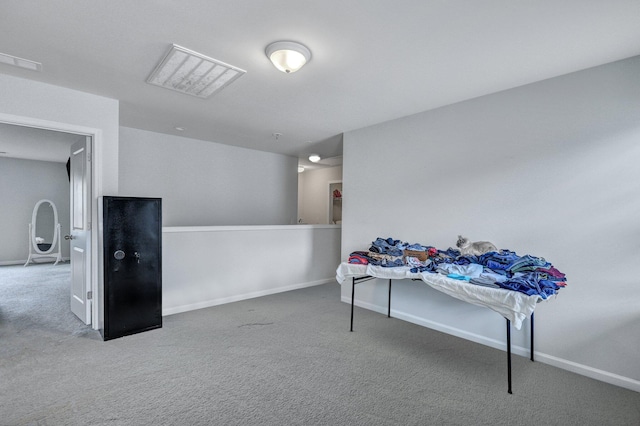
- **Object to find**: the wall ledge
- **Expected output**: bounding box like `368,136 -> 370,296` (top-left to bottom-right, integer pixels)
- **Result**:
163,224 -> 341,233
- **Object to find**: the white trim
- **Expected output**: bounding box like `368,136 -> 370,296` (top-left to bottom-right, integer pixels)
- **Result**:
164,278 -> 335,316
327,180 -> 342,224
0,258 -> 71,266
162,224 -> 340,233
0,113 -> 102,330
534,352 -> 640,393
0,113 -> 99,137
342,297 -> 640,393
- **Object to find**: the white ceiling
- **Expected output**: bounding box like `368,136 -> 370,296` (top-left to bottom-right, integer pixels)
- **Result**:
1,1 -> 639,166
0,122 -> 82,163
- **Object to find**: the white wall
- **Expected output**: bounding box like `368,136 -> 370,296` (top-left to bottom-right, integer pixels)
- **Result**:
162,225 -> 341,315
298,166 -> 343,224
0,73 -> 119,328
0,158 -> 71,264
342,56 -> 640,390
119,127 -> 298,226
0,74 -> 119,195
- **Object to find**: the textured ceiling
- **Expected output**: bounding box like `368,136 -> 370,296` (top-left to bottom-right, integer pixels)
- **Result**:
1,0 -> 640,166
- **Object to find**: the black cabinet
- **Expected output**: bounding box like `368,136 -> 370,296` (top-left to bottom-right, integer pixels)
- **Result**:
101,196 -> 162,340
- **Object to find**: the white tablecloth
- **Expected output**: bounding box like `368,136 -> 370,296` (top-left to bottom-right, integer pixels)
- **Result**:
336,262 -> 542,330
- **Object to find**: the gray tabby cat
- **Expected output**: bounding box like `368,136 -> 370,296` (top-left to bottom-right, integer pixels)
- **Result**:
456,235 -> 498,255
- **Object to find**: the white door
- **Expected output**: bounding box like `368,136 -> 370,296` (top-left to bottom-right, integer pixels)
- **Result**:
69,136 -> 92,324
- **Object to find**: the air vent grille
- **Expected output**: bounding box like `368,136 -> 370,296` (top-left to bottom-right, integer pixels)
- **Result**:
146,44 -> 245,98
0,52 -> 42,71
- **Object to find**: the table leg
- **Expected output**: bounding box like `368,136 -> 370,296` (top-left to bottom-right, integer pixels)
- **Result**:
507,318 -> 512,394
350,277 -> 355,332
388,279 -> 392,318
530,312 -> 535,362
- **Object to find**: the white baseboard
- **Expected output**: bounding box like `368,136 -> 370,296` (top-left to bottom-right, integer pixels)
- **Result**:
534,352 -> 640,393
0,260 -> 24,266
343,297 -> 640,393
163,278 -> 336,317
0,258 -> 70,266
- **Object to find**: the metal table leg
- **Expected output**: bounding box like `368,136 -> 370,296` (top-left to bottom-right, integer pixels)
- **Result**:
388,279 -> 392,318
350,277 -> 355,332
530,312 -> 535,362
507,318 -> 512,394
349,275 -> 375,332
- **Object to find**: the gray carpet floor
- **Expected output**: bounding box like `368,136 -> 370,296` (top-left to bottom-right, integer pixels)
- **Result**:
1,263 -> 639,425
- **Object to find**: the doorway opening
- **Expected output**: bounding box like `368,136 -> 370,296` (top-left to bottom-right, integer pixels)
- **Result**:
297,164 -> 343,225
0,118 -> 99,329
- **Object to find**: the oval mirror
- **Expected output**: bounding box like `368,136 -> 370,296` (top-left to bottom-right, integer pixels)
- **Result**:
32,199 -> 59,255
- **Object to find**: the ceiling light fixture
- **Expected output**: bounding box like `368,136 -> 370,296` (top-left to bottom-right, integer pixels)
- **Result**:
147,44 -> 246,98
265,41 -> 311,73
298,166 -> 305,173
308,154 -> 321,163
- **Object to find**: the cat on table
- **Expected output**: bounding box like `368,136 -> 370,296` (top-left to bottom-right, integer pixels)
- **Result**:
456,235 -> 497,256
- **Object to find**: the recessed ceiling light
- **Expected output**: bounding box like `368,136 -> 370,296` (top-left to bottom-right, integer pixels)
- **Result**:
0,52 -> 42,71
309,154 -> 321,163
147,44 -> 246,98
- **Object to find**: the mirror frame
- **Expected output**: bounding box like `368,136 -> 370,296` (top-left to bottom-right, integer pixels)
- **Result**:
31,199 -> 59,255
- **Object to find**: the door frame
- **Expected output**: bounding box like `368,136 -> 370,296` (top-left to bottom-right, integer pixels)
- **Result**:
327,180 -> 342,224
0,112 -> 103,329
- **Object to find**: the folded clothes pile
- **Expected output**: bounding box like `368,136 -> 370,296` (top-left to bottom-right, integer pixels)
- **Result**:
348,237 -> 567,299
368,237 -> 408,256
349,237 -> 436,268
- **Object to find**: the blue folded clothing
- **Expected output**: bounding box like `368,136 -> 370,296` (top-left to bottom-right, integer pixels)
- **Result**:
447,273 -> 471,281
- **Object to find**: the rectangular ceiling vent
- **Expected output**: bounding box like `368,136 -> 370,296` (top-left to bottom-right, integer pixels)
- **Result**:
146,44 -> 246,98
0,52 -> 42,71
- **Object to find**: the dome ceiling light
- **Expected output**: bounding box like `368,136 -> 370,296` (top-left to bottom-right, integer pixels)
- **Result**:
265,41 -> 311,73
